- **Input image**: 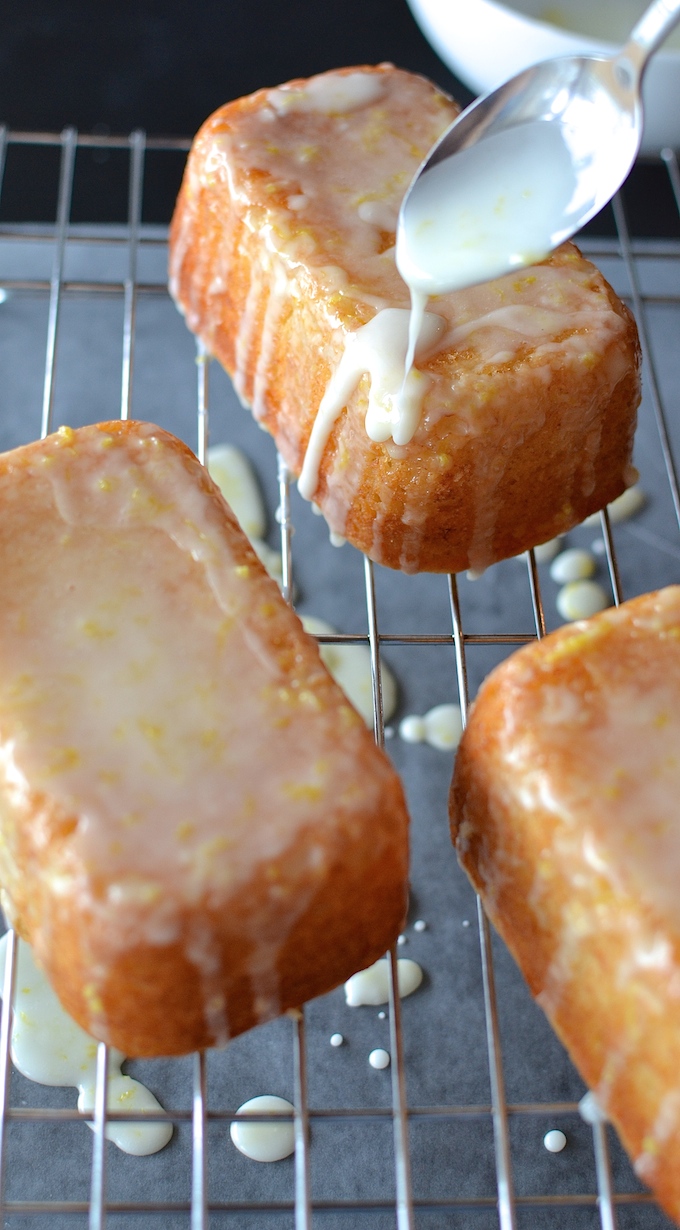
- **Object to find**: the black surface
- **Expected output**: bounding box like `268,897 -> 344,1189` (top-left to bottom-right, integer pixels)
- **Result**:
0,0 -> 472,136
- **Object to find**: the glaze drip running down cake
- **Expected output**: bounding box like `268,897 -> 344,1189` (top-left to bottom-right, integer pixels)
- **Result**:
169,63 -> 642,574
450,587 -> 680,1224
0,421 -> 409,1057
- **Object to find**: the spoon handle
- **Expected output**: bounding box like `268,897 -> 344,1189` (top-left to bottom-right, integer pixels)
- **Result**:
625,0 -> 680,67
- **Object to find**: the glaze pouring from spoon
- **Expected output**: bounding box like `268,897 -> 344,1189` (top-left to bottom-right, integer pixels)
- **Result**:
396,0 -> 680,373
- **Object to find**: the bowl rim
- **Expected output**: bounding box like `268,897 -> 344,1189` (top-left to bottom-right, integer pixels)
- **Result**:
459,0 -> 680,60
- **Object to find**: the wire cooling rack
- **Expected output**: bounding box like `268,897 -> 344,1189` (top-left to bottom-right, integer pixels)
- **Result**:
0,127 -> 678,1229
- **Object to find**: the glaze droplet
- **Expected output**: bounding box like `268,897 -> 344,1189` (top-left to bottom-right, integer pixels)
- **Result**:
301,615 -> 397,726
399,714 -> 426,743
423,703 -> 463,751
550,548 -> 596,584
207,444 -> 267,540
531,536 -> 563,564
556,579 -> 608,621
399,704 -> 462,750
344,958 -> 423,1006
579,1091 -> 607,1125
230,1095 -> 295,1162
544,1129 -> 567,1153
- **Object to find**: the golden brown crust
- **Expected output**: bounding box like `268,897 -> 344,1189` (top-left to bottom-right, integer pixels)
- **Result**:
170,65 -> 641,574
0,420 -> 409,1057
450,587 -> 680,1224
16,791 -> 408,1057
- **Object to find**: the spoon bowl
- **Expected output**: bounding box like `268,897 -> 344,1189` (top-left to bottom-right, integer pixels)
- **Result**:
397,0 -> 680,295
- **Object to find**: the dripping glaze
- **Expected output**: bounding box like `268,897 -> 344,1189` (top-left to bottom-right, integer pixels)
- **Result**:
200,68 -> 628,474
0,935 -> 171,1156
170,64 -> 639,574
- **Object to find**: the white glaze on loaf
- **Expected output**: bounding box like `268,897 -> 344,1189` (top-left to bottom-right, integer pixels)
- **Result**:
169,65 -> 641,574
451,587 -> 680,1224
0,421 -> 409,1056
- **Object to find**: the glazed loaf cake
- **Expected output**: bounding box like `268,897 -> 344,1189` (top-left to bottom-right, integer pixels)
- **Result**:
0,421 -> 409,1057
169,63 -> 641,574
450,587 -> 680,1223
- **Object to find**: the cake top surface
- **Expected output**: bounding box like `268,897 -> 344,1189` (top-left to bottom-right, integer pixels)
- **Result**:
0,422 -> 391,914
188,65 -> 455,311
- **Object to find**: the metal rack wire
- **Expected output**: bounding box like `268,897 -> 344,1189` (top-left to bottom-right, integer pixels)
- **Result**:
0,127 -> 678,1228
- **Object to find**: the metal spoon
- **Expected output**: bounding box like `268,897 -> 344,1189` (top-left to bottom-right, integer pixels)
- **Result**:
397,0 -> 680,295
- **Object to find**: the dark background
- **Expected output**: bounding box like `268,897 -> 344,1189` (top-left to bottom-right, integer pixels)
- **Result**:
0,0 -> 471,139
0,0 -> 677,233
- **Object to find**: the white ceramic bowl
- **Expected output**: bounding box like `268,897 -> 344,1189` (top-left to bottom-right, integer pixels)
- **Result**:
407,0 -> 680,153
